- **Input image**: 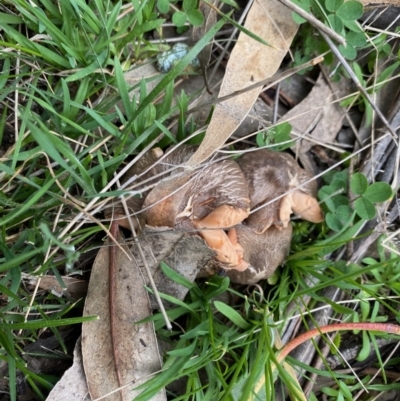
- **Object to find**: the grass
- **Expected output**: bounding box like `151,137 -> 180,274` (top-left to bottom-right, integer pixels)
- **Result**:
1,0 -> 400,400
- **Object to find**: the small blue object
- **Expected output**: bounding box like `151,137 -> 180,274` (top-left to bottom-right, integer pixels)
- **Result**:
157,43 -> 200,73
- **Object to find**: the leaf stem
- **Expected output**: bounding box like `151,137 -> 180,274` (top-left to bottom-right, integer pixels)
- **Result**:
277,322 -> 400,362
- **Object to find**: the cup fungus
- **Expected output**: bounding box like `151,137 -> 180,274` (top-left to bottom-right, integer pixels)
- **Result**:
115,146 -> 324,284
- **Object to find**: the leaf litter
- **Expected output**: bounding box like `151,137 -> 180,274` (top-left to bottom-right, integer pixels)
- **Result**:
2,0 -> 400,400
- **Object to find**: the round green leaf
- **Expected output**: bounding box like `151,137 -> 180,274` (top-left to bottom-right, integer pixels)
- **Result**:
343,19 -> 363,32
292,12 -> 307,24
183,0 -> 197,12
327,14 -> 343,34
186,9 -> 204,26
336,1 -> 364,21
326,213 -> 344,232
157,0 -> 170,14
325,0 -> 343,12
339,43 -> 357,60
363,182 -> 392,203
346,31 -> 367,47
331,195 -> 350,209
350,172 -> 368,195
172,11 -> 187,27
336,205 -> 353,222
355,197 -> 376,220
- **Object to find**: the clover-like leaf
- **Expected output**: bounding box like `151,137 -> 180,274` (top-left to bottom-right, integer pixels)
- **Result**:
336,204 -> 353,222
339,43 -> 357,60
183,0 -> 197,12
328,14 -> 343,34
350,172 -> 368,195
172,11 -> 187,27
187,9 -> 204,26
363,182 -> 392,203
157,0 -> 170,14
292,12 -> 307,24
325,0 -> 343,12
326,212 -> 344,232
346,31 -> 367,47
336,1 -> 364,21
355,197 -> 376,220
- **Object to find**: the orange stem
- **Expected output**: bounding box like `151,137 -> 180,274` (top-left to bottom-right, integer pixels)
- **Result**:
277,322 -> 400,363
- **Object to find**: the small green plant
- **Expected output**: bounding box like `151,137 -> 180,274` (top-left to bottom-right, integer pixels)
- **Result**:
318,170 -> 392,232
292,0 -> 366,62
256,122 -> 294,151
157,0 -> 205,27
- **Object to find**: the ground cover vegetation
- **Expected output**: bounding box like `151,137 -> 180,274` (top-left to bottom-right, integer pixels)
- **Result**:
0,0 -> 400,400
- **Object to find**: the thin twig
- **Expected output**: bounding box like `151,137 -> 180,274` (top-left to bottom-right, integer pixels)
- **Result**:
319,30 -> 399,143
120,196 -> 172,330
186,53 -> 326,116
278,0 -> 346,46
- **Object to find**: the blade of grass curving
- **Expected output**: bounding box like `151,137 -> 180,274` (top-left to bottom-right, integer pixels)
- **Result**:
154,120 -> 177,143
70,0 -> 102,34
204,0 -> 273,48
278,257 -> 400,304
0,13 -> 22,24
37,0 -> 62,19
21,4 -> 75,49
0,246 -> 46,274
81,105 -> 120,136
64,50 -> 108,82
0,33 -> 70,68
28,119 -> 95,194
114,56 -> 132,119
2,316 -> 98,331
0,284 -> 28,309
7,354 -> 16,401
61,79 -> 71,118
0,178 -> 55,227
214,301 -> 251,330
105,1 -> 122,36
122,16 -> 226,136
0,58 -> 10,91
12,75 -> 38,170
24,86 -> 93,136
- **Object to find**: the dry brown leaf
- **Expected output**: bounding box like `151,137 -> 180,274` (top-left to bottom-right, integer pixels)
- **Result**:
82,231 -> 166,401
188,0 -> 299,166
359,0 -> 400,6
130,227 -> 215,308
278,73 -> 349,172
23,273 -> 87,301
46,338 -> 91,401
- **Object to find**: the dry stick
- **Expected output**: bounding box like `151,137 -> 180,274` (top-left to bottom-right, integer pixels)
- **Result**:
109,221 -> 124,392
185,53 -> 326,116
208,0 -> 254,83
277,322 -> 400,363
120,196 -> 172,331
278,0 -> 346,46
319,30 -> 399,143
